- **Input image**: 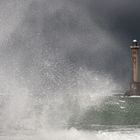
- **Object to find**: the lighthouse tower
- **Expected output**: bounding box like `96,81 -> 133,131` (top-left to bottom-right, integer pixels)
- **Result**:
127,40 -> 140,96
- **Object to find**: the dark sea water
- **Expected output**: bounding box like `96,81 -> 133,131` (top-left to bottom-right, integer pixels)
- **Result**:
72,95 -> 140,129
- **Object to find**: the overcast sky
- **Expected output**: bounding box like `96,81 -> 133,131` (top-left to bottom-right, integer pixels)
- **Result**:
0,0 -> 139,92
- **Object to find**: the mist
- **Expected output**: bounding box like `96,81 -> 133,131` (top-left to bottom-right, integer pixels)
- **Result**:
0,0 -> 139,132
0,0 -> 131,86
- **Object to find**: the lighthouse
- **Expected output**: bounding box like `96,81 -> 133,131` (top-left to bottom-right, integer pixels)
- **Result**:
126,40 -> 140,96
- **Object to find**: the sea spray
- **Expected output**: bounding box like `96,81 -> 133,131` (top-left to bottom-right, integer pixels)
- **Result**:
0,65 -> 120,131
0,0 -> 132,139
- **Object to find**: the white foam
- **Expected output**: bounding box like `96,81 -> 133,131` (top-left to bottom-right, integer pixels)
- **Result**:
120,106 -> 125,109
0,128 -> 140,140
119,100 -> 125,103
129,96 -> 140,98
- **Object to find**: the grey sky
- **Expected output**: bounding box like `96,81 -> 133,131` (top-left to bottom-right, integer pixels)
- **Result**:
0,0 -> 139,92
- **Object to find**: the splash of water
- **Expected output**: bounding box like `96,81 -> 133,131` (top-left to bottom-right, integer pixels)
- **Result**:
0,0 -> 128,139
0,65 -> 119,131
